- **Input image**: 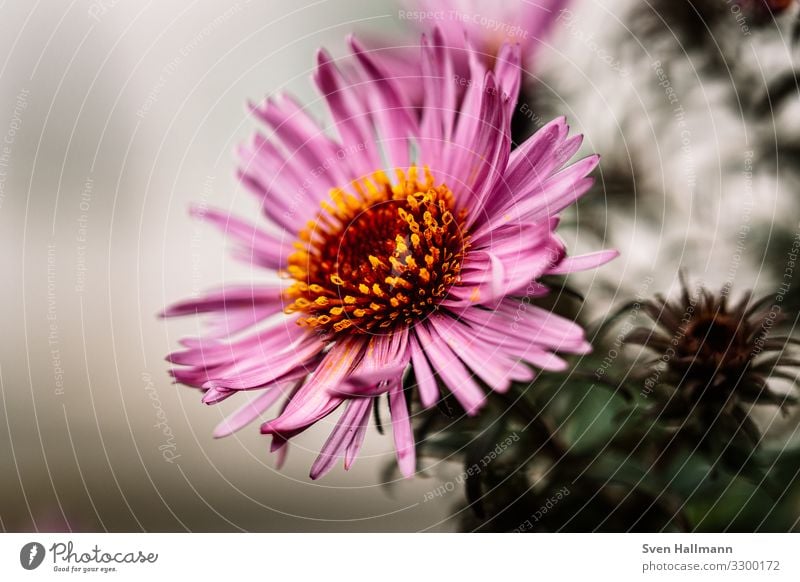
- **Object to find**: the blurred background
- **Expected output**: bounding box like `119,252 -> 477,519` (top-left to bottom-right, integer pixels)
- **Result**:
1,0 -> 799,531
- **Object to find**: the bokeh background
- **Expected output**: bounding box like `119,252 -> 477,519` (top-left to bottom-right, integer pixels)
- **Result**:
2,0 -> 799,531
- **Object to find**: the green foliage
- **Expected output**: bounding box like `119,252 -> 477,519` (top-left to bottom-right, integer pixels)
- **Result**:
413,285 -> 800,532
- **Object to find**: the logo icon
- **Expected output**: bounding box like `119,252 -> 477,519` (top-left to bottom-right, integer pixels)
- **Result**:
20,542 -> 45,570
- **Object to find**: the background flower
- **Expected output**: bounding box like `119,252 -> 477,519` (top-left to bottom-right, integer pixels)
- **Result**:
402,0 -> 569,66
355,0 -> 570,121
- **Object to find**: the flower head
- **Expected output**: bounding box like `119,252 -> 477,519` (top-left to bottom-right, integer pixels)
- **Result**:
284,168 -> 467,335
162,29 -> 616,479
627,276 -> 799,433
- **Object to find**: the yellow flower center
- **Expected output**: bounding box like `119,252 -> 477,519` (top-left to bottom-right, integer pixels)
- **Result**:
284,166 -> 468,336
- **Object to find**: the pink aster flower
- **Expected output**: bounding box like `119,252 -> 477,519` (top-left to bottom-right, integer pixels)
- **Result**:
161,29 -> 617,480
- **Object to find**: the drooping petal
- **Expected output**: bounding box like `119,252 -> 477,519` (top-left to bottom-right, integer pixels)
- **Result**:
328,363 -> 409,397
260,336 -> 365,437
409,335 -> 439,408
213,382 -> 295,438
388,381 -> 416,478
203,333 -> 325,391
310,397 -> 372,479
344,403 -> 371,470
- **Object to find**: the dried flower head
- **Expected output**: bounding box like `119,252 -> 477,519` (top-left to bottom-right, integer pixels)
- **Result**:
628,276 -> 799,422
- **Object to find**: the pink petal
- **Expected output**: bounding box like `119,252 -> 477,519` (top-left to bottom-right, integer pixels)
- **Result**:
261,336 -> 365,435
159,285 -> 284,318
388,382 -> 415,478
493,42 -> 522,118
204,334 -> 324,390
313,48 -> 382,178
213,384 -> 291,438
310,397 -> 372,479
248,93 -> 350,193
409,335 -> 439,408
344,407 -> 370,470
548,250 -> 620,274
413,323 -> 486,415
328,363 -> 409,397
188,206 -> 289,269
348,36 -> 418,169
